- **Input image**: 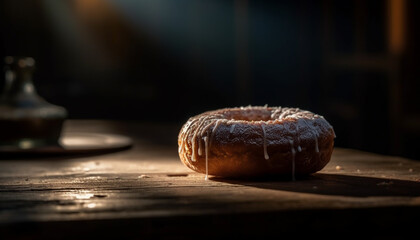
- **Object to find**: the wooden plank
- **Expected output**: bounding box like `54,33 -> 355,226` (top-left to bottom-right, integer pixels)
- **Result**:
0,120 -> 419,238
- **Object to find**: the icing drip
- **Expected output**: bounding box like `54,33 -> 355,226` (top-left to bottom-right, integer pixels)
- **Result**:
191,137 -> 197,162
188,115 -> 224,162
295,121 -> 301,152
191,118 -> 208,161
230,124 -> 236,134
198,140 -> 202,156
261,124 -> 269,160
284,122 -> 300,155
199,119 -> 216,136
179,106 -> 336,179
179,118 -> 198,154
179,139 -> 185,154
314,133 -> 319,153
204,135 -> 209,180
213,119 -> 223,133
183,115 -> 224,179
196,117 -> 215,156
289,139 -> 296,181
209,119 -> 223,147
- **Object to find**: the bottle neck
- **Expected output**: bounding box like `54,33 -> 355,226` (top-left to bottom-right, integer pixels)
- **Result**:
3,69 -> 37,96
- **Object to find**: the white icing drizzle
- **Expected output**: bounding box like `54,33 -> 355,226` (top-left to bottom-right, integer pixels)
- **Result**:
189,115 -> 223,161
261,124 -> 269,160
195,117 -> 213,157
230,124 -> 236,134
204,135 -> 209,180
289,139 -> 296,181
270,107 -> 282,119
198,139 -> 202,156
179,139 -> 185,154
212,119 -> 223,134
191,118 -> 208,161
178,106 -> 337,180
240,105 -> 252,110
179,118 -> 198,154
209,119 -> 223,147
314,133 -> 319,153
278,108 -> 300,120
295,121 -> 301,152
199,119 -> 217,136
180,115 -> 226,179
191,136 -> 197,162
278,110 -> 290,120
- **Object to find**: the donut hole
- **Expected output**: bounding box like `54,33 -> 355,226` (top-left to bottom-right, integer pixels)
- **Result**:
225,109 -> 273,121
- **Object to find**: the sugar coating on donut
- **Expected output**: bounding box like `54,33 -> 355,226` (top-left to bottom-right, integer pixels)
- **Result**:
178,106 -> 336,179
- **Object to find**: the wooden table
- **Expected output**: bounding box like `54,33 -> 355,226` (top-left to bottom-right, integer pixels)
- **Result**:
1,120 -> 420,239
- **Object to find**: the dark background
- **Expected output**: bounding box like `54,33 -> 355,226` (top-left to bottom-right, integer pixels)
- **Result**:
0,0 -> 419,160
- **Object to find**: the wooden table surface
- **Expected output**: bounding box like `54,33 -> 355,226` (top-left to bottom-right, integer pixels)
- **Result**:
1,120 -> 420,239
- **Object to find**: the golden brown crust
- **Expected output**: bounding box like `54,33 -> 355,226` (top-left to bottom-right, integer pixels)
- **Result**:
178,106 -> 335,178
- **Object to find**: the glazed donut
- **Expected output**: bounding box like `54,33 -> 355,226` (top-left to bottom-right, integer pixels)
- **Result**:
178,106 -> 335,179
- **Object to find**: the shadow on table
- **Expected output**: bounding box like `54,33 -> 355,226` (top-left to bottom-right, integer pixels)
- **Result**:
211,173 -> 420,197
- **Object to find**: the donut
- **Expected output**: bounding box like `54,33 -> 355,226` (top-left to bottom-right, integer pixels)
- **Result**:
178,106 -> 336,179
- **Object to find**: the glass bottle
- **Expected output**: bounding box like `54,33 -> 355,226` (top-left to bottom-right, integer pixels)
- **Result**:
0,56 -> 68,149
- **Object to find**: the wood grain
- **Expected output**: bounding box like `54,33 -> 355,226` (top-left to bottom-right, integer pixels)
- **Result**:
0,120 -> 419,239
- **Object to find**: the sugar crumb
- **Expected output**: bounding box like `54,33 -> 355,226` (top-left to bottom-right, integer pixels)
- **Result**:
138,175 -> 150,179
377,181 -> 393,186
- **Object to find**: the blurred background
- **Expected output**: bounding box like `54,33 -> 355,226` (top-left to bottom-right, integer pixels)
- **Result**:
0,0 -> 419,160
